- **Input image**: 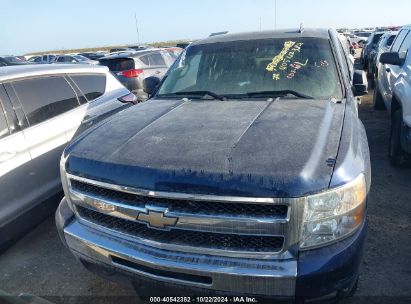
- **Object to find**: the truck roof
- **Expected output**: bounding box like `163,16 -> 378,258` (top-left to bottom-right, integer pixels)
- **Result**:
191,28 -> 332,46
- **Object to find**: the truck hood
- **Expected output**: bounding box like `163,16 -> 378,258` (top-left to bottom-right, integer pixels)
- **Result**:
66,98 -> 345,197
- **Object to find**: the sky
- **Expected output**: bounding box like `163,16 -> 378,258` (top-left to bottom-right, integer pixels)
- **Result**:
1,0 -> 410,55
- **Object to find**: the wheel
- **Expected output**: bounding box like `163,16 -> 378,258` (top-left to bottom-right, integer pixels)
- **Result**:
389,109 -> 411,167
373,84 -> 385,110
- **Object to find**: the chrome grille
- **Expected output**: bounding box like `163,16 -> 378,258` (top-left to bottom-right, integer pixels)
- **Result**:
70,179 -> 288,219
67,174 -> 300,258
77,206 -> 284,252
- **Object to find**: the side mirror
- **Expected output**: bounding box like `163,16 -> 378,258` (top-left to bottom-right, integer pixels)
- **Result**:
379,52 -> 403,66
143,76 -> 161,96
353,70 -> 368,96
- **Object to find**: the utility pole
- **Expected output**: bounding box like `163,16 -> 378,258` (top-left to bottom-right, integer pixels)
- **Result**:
259,17 -> 262,31
274,0 -> 277,30
134,13 -> 140,46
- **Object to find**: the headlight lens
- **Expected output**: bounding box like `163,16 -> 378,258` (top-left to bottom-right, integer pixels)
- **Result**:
300,174 -> 366,249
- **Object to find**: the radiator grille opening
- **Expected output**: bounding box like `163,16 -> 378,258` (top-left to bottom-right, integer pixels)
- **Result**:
70,179 -> 288,219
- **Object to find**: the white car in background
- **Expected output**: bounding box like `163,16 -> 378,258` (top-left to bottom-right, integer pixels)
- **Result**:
0,64 -> 137,249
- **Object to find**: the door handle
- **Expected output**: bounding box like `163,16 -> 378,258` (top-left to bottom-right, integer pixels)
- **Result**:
155,70 -> 161,74
0,151 -> 16,163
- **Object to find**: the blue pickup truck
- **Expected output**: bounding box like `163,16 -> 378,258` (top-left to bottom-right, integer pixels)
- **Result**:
56,28 -> 371,302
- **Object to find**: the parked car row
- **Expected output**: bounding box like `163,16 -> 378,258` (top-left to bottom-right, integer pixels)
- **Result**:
3,48 -> 183,103
27,54 -> 57,64
53,54 -> 99,65
0,56 -> 32,66
372,24 -> 411,167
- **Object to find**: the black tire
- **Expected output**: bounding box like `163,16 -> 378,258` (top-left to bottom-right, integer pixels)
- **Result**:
373,84 -> 385,110
389,109 -> 411,167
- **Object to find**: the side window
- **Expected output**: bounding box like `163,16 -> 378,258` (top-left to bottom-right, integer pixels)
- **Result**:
0,102 -> 9,140
139,55 -> 149,65
391,30 -> 408,52
148,53 -> 166,66
337,39 -> 352,80
70,74 -> 106,102
11,76 -> 80,126
387,35 -> 396,46
57,57 -> 65,62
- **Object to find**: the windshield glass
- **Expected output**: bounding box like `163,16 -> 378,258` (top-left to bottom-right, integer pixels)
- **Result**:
356,32 -> 372,37
5,56 -> 22,63
74,55 -> 87,61
157,38 -> 342,100
372,34 -> 383,44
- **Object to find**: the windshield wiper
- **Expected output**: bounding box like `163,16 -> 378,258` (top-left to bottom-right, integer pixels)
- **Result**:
172,90 -> 226,101
245,90 -> 313,99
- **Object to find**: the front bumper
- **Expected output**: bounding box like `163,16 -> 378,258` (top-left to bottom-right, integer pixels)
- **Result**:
56,198 -> 367,299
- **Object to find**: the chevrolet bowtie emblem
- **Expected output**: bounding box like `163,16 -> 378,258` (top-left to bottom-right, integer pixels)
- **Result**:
137,210 -> 178,229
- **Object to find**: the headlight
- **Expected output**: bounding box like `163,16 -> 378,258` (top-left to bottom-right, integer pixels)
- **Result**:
300,174 -> 366,249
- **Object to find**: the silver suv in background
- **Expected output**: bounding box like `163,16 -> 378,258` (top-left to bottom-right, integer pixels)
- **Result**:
374,24 -> 411,166
99,48 -> 182,102
0,64 -> 136,250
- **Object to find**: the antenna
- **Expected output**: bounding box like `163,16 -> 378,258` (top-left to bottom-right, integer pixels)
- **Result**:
299,23 -> 304,34
134,13 -> 140,46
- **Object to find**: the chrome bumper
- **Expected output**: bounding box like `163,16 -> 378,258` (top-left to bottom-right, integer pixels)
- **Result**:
64,219 -> 297,296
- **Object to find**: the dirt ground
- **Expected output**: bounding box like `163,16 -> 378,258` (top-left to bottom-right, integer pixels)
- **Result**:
0,89 -> 410,304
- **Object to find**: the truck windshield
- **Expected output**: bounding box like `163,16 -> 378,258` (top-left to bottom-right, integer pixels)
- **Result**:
157,38 -> 343,100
